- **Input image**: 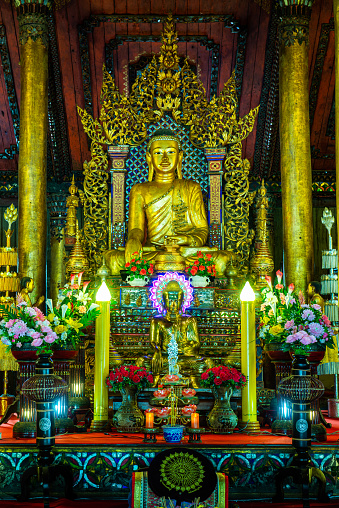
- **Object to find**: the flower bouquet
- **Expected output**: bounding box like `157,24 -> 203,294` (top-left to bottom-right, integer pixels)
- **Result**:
124,252 -> 154,285
185,251 -> 216,278
259,271 -> 335,355
106,364 -> 153,432
201,365 -> 246,433
200,365 -> 246,390
0,302 -> 58,354
106,364 -> 154,391
47,273 -> 100,349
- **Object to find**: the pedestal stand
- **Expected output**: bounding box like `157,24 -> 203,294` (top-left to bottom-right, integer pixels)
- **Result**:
143,427 -> 158,443
273,354 -> 328,508
187,427 -> 205,443
19,353 -> 73,507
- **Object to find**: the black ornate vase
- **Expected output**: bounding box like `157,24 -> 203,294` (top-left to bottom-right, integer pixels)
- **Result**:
207,385 -> 238,434
112,384 -> 144,432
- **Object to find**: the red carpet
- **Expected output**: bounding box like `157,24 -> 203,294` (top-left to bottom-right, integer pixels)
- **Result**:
1,416 -> 339,445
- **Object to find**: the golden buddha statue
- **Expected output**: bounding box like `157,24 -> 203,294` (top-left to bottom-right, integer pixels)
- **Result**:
104,129 -> 237,276
307,280 -> 325,312
138,280 -> 212,387
65,175 -> 80,237
17,277 -> 44,308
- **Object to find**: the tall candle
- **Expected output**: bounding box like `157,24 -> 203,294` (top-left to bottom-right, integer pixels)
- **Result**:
191,412 -> 199,429
145,412 -> 154,428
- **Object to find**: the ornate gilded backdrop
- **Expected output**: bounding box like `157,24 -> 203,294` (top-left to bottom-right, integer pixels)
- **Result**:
78,16 -> 258,274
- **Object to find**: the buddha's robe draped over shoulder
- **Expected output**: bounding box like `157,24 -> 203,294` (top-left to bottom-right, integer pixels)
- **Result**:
128,179 -> 208,247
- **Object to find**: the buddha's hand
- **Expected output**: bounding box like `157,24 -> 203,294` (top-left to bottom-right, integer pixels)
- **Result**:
165,234 -> 188,245
36,296 -> 45,306
151,350 -> 163,374
125,238 -> 142,263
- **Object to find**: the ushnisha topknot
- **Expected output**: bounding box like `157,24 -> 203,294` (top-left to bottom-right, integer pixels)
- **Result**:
147,128 -> 182,152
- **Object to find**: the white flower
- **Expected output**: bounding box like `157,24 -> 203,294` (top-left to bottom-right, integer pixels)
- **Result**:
89,303 -> 99,311
277,316 -> 283,323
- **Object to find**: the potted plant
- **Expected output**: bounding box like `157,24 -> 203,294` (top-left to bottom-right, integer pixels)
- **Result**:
106,364 -> 153,432
185,251 -> 216,287
125,252 -> 154,287
201,365 -> 246,433
259,271 -> 335,358
46,273 -> 100,353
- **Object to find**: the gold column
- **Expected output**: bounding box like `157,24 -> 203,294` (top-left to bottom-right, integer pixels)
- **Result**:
50,230 -> 65,305
240,282 -> 260,433
17,3 -> 50,304
334,0 -> 339,260
279,2 -> 314,295
91,262 -> 111,432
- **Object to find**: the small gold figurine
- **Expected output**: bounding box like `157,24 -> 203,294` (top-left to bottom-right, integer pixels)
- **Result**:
17,277 -> 44,308
65,175 -> 80,237
307,281 -> 325,313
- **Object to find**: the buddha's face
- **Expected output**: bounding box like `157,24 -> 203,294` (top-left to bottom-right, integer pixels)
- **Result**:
163,289 -> 184,315
146,139 -> 183,177
27,279 -> 34,293
307,283 -> 315,298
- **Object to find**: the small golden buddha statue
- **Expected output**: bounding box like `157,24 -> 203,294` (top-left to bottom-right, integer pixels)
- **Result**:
138,280 -> 212,387
17,277 -> 44,308
65,175 -> 80,237
307,280 -> 324,312
105,128 -> 237,276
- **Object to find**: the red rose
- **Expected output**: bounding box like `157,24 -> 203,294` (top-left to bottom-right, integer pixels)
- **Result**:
214,378 -> 222,385
125,262 -> 130,268
132,375 -> 141,383
206,253 -> 212,260
194,260 -> 199,265
207,266 -> 211,273
140,269 -> 146,275
197,251 -> 203,258
219,372 -> 227,381
109,371 -> 114,380
136,260 -> 141,264
201,372 -> 209,380
131,258 -> 135,263
199,265 -> 205,271
131,266 -> 137,272
148,267 -> 154,274
147,374 -> 153,383
191,267 -> 198,276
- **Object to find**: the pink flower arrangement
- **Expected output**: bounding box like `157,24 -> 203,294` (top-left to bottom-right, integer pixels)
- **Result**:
259,271 -> 335,354
200,365 -> 246,390
0,303 -> 58,354
106,364 -> 153,391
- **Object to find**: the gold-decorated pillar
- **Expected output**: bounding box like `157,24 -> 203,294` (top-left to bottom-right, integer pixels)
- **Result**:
16,1 -> 50,304
334,0 -> 339,265
279,2 -> 314,295
205,148 -> 226,250
108,145 -> 130,249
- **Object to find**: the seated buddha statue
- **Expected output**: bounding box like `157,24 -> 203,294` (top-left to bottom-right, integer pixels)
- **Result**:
137,280 -> 213,387
104,128 -> 237,277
